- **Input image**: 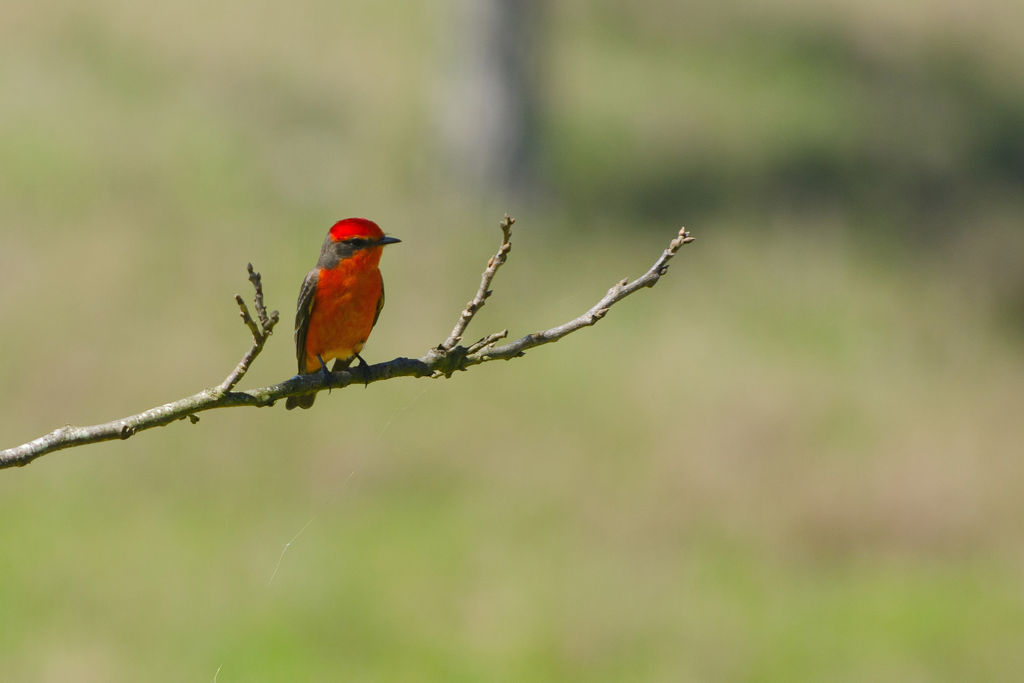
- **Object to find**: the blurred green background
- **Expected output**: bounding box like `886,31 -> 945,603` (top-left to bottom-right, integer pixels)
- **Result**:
2,0 -> 1024,680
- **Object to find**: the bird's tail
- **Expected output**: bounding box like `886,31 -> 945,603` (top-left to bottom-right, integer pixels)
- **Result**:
285,356 -> 353,409
285,393 -> 316,410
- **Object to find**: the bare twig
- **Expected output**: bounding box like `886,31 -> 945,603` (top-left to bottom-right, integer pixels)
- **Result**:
465,226 -> 694,363
439,213 -> 514,352
0,218 -> 693,470
234,294 -> 262,343
219,265 -> 280,393
466,329 -> 509,355
247,263 -> 274,331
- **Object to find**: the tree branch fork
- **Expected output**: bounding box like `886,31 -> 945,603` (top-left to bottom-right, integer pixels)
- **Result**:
1,216 -> 693,469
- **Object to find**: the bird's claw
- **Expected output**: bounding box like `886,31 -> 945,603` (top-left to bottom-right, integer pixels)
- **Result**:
354,353 -> 371,387
317,354 -> 333,394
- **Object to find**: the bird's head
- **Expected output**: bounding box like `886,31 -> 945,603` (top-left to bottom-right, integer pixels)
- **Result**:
328,218 -> 401,248
318,217 -> 401,268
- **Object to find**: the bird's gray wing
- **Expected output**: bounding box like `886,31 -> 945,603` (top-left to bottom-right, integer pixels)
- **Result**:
294,268 -> 320,373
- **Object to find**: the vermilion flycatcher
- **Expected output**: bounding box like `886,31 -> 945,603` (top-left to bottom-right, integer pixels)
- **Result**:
285,218 -> 400,409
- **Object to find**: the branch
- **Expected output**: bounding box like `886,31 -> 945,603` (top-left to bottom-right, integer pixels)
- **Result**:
219,264 -> 280,393
1,218 -> 694,469
439,213 -> 513,351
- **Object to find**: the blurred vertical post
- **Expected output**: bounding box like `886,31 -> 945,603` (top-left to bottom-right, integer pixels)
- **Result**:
439,0 -> 542,200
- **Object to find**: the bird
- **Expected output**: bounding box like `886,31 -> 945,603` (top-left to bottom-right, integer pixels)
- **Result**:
285,218 -> 400,409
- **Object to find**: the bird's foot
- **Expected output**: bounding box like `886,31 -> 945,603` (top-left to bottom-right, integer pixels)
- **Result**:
317,354 -> 333,394
354,353 -> 371,387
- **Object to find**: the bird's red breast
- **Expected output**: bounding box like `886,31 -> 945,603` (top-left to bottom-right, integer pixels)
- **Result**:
302,246 -> 385,373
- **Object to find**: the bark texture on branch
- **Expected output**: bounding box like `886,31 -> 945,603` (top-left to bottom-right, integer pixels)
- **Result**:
1,216 -> 693,470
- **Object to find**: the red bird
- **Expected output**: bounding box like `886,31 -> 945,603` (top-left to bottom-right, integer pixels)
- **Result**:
285,218 -> 400,409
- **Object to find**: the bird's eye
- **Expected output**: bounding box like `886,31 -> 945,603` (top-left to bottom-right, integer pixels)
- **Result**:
346,238 -> 367,248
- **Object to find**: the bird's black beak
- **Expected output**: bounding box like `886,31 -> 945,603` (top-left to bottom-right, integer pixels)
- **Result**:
378,236 -> 401,246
